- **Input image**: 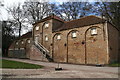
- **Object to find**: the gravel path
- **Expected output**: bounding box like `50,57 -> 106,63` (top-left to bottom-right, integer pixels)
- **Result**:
1,57 -> 119,78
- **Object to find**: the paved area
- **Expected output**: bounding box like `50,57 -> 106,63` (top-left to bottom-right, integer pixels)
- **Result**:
1,58 -> 119,78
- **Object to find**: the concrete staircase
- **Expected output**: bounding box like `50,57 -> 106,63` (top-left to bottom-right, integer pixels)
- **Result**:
33,42 -> 53,62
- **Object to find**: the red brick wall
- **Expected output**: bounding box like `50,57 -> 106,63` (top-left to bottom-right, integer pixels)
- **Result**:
53,33 -> 67,63
29,45 -> 48,62
52,23 -> 108,65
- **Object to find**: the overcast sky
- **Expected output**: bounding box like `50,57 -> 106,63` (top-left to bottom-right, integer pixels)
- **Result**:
0,0 -> 25,20
0,0 -> 28,35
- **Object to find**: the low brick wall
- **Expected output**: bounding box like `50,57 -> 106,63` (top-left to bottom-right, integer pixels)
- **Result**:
14,50 -> 19,58
29,45 -> 48,62
19,50 -> 26,58
8,50 -> 14,58
8,50 -> 26,59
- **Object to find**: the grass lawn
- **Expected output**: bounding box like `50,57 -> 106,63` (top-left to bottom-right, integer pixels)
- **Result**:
1,59 -> 43,69
108,63 -> 120,67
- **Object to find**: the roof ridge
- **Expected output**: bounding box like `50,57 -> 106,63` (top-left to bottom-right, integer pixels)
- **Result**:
53,15 -> 106,32
15,31 -> 32,40
52,15 -> 65,22
33,15 -> 65,25
66,15 -> 103,23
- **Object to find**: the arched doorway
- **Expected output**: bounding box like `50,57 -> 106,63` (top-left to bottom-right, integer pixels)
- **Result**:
53,33 -> 67,62
85,26 -> 105,64
67,30 -> 85,64
25,39 -> 31,58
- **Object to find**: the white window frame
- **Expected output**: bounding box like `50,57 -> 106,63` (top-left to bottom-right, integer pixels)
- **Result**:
91,28 -> 97,35
45,36 -> 48,41
35,26 -> 39,31
57,35 -> 61,40
16,42 -> 18,45
21,41 -> 24,44
27,40 -> 30,43
45,23 -> 49,28
72,31 -> 77,38
20,48 -> 24,50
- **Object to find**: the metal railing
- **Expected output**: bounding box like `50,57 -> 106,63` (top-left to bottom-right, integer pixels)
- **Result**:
33,42 -> 53,62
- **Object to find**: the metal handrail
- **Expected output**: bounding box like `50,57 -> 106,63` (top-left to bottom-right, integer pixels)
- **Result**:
33,44 -> 46,57
34,42 -> 50,56
33,42 -> 53,61
38,42 -> 49,53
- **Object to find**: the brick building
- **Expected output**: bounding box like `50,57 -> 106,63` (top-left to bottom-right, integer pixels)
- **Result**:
8,15 -> 120,65
8,31 -> 32,58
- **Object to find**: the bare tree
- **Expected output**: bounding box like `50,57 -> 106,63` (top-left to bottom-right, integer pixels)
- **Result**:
93,2 -> 120,30
2,21 -> 15,56
7,3 -> 28,37
23,0 -> 52,23
102,2 -> 120,30
0,0 -> 4,7
52,2 -> 93,21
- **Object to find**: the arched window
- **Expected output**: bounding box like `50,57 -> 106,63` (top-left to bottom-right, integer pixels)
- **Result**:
21,41 -> 24,44
44,22 -> 49,29
27,40 -> 30,43
45,35 -> 48,41
71,31 -> 77,38
91,28 -> 97,35
35,26 -> 39,31
56,34 -> 61,40
16,42 -> 18,45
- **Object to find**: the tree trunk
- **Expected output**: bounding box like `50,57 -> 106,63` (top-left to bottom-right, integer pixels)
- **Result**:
19,22 -> 22,37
